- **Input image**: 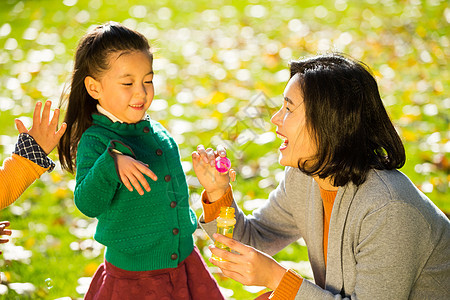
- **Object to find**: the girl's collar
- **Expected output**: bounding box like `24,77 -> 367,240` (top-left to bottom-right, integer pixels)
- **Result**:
91,113 -> 153,135
96,104 -> 123,123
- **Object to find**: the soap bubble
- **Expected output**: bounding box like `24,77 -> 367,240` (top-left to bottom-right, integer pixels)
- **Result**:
45,278 -> 53,290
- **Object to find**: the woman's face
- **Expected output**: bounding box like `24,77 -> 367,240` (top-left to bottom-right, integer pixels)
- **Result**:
271,74 -> 316,168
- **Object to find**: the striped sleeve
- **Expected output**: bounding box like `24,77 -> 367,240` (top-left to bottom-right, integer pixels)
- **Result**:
269,269 -> 303,300
201,186 -> 234,223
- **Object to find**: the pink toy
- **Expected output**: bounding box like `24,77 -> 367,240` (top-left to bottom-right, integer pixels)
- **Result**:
215,156 -> 231,173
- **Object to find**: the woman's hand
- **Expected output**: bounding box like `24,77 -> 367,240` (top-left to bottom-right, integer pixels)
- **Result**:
192,145 -> 236,202
116,155 -> 158,195
15,100 -> 67,155
0,221 -> 12,255
209,233 -> 287,290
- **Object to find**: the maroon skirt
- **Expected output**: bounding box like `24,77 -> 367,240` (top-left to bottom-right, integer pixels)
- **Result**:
85,246 -> 225,300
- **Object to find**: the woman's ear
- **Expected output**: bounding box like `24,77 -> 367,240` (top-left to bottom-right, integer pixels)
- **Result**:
84,76 -> 101,100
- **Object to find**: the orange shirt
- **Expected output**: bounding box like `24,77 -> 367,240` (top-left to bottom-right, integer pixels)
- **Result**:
320,187 -> 338,266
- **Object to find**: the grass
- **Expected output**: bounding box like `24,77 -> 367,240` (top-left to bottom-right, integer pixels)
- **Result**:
0,0 -> 449,298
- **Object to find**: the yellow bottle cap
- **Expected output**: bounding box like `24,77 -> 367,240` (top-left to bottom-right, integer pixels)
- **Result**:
219,206 -> 235,219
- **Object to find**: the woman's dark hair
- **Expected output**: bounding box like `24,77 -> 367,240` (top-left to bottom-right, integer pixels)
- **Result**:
290,53 -> 405,186
58,21 -> 152,173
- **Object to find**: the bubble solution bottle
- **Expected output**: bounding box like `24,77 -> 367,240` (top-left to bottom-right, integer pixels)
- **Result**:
212,206 -> 236,261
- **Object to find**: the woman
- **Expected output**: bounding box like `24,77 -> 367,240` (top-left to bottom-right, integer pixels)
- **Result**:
192,53 -> 450,299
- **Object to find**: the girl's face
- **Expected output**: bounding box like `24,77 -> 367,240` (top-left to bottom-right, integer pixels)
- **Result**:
86,50 -> 154,123
271,74 -> 316,168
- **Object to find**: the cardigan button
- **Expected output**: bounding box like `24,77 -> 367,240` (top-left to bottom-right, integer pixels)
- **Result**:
172,228 -> 179,235
156,149 -> 163,156
143,127 -> 150,133
164,175 -> 171,182
171,253 -> 178,260
170,201 -> 177,208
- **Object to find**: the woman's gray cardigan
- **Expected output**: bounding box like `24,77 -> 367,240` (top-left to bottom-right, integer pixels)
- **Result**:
200,167 -> 450,299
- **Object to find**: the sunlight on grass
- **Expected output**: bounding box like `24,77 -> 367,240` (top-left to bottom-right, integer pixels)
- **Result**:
0,0 -> 448,298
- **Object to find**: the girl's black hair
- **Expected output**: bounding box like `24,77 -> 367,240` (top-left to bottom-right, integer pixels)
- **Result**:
290,53 -> 405,186
58,21 -> 152,173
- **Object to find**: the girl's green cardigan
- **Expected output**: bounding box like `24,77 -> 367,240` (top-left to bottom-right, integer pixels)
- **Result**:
75,114 -> 197,271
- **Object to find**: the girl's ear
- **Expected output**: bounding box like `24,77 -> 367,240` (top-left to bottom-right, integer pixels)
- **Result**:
84,76 -> 101,100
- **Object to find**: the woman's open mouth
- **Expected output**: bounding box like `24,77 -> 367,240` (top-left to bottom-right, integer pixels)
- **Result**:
277,132 -> 288,151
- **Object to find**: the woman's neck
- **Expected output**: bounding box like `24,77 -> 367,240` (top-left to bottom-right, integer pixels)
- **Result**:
313,176 -> 339,191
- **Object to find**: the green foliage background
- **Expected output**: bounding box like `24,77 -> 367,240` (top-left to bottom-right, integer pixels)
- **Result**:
0,0 -> 448,299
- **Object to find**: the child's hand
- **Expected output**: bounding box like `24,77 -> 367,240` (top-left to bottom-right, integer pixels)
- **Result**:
0,221 -> 12,254
15,100 -> 67,155
192,144 -> 236,202
116,155 -> 158,196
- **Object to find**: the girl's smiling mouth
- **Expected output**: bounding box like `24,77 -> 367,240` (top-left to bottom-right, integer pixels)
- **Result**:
129,104 -> 145,109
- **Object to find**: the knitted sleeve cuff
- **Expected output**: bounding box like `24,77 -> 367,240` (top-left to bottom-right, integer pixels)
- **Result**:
13,133 -> 55,172
107,140 -> 136,158
269,269 -> 303,300
201,185 -> 234,223
107,140 -> 136,179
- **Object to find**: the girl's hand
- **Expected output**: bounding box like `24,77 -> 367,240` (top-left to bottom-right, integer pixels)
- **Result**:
192,145 -> 236,202
209,233 -> 288,290
116,155 -> 158,195
15,100 -> 67,155
0,221 -> 12,254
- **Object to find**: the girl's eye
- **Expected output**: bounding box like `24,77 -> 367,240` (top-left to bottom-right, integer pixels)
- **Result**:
122,83 -> 132,86
145,80 -> 153,84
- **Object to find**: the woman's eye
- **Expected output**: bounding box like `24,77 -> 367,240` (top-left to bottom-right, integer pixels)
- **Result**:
122,83 -> 132,86
284,105 -> 292,113
145,80 -> 153,84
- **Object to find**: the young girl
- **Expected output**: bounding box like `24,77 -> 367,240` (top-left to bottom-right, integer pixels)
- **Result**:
58,22 -> 224,299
